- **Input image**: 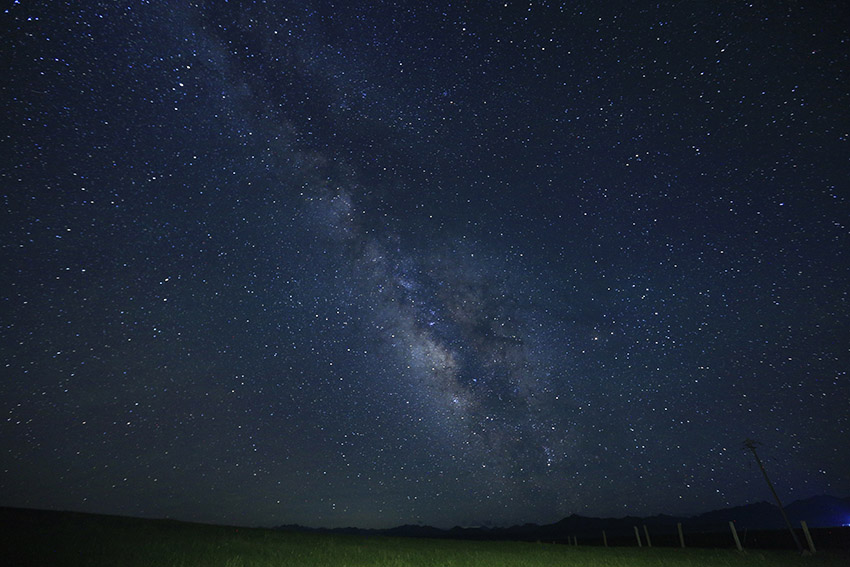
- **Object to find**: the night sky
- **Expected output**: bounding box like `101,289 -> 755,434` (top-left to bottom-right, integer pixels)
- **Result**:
2,1 -> 849,530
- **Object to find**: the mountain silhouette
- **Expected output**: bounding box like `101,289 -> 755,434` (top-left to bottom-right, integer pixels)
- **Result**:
276,495 -> 850,542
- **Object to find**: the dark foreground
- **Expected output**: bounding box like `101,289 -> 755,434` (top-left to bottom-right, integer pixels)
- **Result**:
2,507 -> 848,567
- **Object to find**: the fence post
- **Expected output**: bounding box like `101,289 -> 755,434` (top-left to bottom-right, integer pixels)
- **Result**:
602,530 -> 608,547
643,525 -> 652,547
801,521 -> 816,554
634,526 -> 642,547
729,521 -> 743,552
677,522 -> 685,548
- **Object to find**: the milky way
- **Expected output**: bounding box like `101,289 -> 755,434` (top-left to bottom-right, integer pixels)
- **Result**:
1,1 -> 848,528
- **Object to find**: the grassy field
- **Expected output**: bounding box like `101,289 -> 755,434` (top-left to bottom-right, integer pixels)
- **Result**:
2,508 -> 847,567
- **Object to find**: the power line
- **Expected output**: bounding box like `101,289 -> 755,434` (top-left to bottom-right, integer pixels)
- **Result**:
742,439 -> 803,554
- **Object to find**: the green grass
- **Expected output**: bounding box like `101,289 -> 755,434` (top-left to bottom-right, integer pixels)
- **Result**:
2,509 -> 847,567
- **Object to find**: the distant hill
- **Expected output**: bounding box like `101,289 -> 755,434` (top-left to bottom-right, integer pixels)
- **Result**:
786,495 -> 850,527
275,495 -> 850,541
685,495 -> 850,532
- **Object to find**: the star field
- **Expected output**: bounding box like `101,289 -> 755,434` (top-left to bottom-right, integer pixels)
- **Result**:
1,1 -> 849,529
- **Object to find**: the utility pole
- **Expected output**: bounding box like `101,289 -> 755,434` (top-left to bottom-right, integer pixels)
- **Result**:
743,439 -> 804,553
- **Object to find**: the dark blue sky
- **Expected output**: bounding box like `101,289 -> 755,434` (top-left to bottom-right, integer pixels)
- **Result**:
2,1 -> 848,529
